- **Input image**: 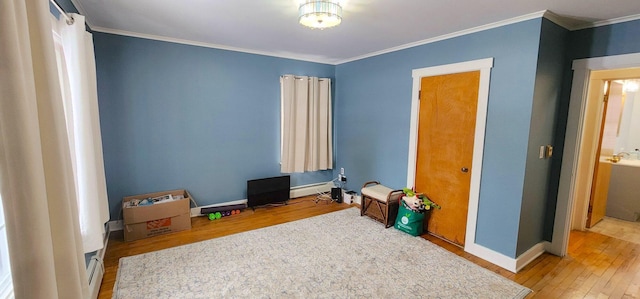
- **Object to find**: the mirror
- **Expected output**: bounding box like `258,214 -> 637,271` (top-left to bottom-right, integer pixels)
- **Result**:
614,78 -> 640,156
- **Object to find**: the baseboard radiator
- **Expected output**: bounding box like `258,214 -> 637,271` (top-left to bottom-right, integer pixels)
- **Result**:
87,228 -> 109,299
290,181 -> 334,198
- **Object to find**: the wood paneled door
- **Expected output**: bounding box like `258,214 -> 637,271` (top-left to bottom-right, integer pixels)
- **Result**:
587,80 -> 618,228
414,71 -> 480,246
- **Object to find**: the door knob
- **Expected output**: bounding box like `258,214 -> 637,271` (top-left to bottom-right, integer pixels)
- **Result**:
461,167 -> 469,173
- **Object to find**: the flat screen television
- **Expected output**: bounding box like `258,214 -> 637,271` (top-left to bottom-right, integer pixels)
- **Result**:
247,175 -> 290,208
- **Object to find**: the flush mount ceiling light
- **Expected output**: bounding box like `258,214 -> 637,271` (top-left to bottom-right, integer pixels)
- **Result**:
298,0 -> 342,29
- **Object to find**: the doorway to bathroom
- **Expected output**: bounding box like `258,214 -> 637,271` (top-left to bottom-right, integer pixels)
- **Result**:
570,70 -> 640,231
585,77 -> 640,225
551,53 -> 640,257
581,74 -> 640,244
565,68 -> 640,249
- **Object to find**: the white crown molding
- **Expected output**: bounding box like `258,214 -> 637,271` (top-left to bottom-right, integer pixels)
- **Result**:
83,10 -> 547,66
89,26 -> 336,65
322,10 -> 640,64
334,11 -> 547,64
73,5 -> 640,66
544,11 -> 640,31
542,10 -> 577,30
574,13 -> 640,30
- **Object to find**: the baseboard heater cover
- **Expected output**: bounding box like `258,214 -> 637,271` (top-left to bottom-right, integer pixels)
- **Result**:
88,227 -> 109,299
290,181 -> 334,198
87,256 -> 104,299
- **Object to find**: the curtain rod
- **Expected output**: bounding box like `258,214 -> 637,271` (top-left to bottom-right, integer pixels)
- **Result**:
280,75 -> 330,81
50,0 -> 75,25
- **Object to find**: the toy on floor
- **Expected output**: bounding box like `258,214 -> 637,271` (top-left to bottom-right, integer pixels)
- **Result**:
208,209 -> 241,221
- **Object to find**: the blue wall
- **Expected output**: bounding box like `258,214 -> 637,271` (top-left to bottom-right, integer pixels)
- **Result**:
517,19 -> 568,256
335,19 -> 543,257
568,19 -> 640,60
49,0 -> 640,267
91,13 -> 640,259
542,18 -> 640,244
93,33 -> 335,220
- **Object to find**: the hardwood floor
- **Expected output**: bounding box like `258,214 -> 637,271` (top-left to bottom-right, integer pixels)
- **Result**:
98,197 -> 640,298
424,230 -> 640,298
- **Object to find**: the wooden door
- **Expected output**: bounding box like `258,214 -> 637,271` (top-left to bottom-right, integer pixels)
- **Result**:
587,80 -> 618,227
415,71 -> 480,246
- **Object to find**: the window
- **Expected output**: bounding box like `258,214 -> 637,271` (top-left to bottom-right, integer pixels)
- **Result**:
0,195 -> 14,298
280,75 -> 333,173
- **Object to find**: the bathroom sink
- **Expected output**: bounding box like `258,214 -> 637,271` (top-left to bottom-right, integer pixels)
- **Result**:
615,159 -> 640,167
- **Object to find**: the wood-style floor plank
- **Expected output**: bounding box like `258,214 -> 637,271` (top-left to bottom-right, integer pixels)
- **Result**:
97,197 -> 640,298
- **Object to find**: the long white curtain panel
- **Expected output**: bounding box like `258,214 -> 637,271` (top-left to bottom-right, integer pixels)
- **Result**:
0,0 -> 89,297
281,75 -> 333,173
53,13 -> 109,253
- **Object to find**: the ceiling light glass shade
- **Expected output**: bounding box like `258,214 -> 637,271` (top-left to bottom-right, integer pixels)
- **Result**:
298,0 -> 342,29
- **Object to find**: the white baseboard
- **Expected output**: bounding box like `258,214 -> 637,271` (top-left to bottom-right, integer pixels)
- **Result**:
108,220 -> 123,231
516,241 -> 548,272
465,242 -> 518,272
465,241 -> 547,273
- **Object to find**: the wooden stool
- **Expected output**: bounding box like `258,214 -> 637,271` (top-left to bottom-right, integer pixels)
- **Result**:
360,181 -> 403,228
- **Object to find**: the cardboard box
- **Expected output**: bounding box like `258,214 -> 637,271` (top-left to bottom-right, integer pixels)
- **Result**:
123,189 -> 192,242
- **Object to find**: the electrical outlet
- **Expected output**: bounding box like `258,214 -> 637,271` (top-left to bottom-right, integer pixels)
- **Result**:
340,167 -> 345,175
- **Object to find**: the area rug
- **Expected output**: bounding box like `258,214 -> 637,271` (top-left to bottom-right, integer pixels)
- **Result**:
113,208 -> 531,298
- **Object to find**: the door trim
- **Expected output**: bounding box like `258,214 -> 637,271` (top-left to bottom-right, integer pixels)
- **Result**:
408,58 -> 493,255
550,52 -> 640,256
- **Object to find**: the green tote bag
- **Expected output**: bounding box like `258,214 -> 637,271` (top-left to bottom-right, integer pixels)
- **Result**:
394,203 -> 425,236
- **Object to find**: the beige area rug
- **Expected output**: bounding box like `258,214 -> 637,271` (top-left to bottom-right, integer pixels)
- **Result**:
113,208 -> 531,298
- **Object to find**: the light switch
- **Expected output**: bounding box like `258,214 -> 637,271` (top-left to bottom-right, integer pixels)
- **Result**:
546,145 -> 553,158
539,146 -> 546,159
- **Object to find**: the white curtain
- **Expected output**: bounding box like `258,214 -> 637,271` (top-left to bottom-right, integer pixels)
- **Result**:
281,75 -> 333,173
0,0 -> 89,297
52,13 -> 109,253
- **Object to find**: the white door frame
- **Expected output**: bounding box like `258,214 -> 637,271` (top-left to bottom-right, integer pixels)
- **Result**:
407,58 -> 494,261
549,52 -> 640,256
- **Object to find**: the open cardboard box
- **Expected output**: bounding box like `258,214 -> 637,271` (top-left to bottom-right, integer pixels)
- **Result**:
123,189 -> 192,242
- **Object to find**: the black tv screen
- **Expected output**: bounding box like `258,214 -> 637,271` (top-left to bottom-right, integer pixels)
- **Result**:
247,175 -> 290,207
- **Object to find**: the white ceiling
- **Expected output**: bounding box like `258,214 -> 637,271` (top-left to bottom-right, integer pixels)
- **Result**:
72,0 -> 640,64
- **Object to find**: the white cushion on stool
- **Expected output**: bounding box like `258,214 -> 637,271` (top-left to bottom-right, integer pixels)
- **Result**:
361,184 -> 393,202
